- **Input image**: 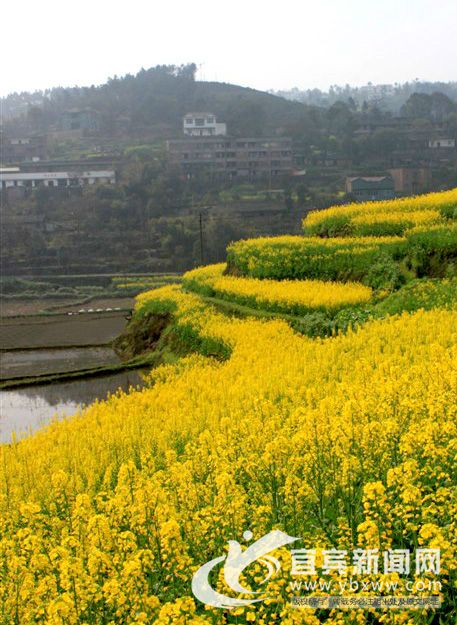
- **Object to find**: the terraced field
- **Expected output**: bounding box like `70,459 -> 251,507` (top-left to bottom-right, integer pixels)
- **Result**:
1,189 -> 456,625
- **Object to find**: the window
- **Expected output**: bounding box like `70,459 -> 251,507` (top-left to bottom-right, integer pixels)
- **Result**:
207,117 -> 215,124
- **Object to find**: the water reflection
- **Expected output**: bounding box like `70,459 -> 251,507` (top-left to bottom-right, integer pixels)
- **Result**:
1,347 -> 121,379
0,371 -> 146,443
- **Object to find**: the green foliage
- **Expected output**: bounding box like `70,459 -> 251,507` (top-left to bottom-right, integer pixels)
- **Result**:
406,225 -> 457,277
401,91 -> 457,121
439,204 -> 457,220
364,253 -> 404,290
228,220 -> 457,284
374,277 -> 457,314
173,323 -> 231,360
1,277 -> 51,295
303,213 -> 354,238
135,297 -> 178,317
2,63 -> 306,138
227,236 -> 407,282
290,312 -> 335,337
111,275 -> 182,296
124,144 -> 159,159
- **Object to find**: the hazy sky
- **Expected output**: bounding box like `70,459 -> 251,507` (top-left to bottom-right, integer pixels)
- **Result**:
2,0 -> 456,96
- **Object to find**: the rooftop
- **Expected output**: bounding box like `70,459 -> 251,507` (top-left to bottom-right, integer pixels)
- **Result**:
347,176 -> 391,182
183,112 -> 215,117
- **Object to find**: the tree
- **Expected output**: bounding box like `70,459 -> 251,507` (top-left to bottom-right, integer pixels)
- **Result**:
295,184 -> 308,207
327,101 -> 355,136
401,93 -> 432,119
430,92 -> 457,123
401,91 -> 457,122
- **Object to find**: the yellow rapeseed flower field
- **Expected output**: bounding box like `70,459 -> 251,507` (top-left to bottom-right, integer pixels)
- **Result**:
351,208 -> 441,227
303,188 -> 457,233
183,264 -> 372,314
2,189 -> 457,624
1,282 -> 456,624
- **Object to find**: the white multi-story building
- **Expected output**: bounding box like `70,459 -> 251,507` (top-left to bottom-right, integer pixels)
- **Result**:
428,138 -> 455,149
0,169 -> 116,189
183,113 -> 226,137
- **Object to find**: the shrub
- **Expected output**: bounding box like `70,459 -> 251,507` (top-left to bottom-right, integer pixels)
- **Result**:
364,252 -> 404,290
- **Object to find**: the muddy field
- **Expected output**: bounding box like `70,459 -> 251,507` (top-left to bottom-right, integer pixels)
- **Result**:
0,312 -> 128,350
0,298 -> 84,317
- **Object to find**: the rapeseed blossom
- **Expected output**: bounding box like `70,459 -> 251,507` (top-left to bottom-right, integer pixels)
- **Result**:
303,188 -> 457,237
1,189 -> 456,624
1,283 -> 456,623
183,264 -> 372,314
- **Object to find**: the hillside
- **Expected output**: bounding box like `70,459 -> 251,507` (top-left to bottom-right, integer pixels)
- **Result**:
1,189 -> 456,623
1,64 -> 307,138
272,80 -> 457,113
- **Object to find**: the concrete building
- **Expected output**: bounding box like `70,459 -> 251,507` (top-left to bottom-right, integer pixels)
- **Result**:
167,137 -> 293,181
61,108 -> 100,132
1,169 -> 115,189
183,113 -> 227,137
345,176 -> 395,201
2,135 -> 47,163
389,167 -> 432,194
428,138 -> 455,149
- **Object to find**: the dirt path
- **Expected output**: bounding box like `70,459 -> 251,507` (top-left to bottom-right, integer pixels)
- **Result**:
1,297 -> 134,317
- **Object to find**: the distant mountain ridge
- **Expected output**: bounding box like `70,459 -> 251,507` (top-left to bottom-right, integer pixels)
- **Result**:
270,81 -> 457,113
1,64 -> 306,138
2,65 -> 456,142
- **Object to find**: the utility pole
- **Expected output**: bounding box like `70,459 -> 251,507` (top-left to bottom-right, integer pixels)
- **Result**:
199,211 -> 204,265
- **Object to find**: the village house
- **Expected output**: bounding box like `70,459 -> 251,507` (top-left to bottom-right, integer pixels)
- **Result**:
345,176 -> 395,201
2,134 -> 48,163
167,136 -> 293,181
389,167 -> 432,194
183,112 -> 227,136
1,169 -> 116,190
428,138 -> 455,149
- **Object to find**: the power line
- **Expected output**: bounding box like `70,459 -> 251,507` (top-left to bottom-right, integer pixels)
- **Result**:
199,212 -> 204,265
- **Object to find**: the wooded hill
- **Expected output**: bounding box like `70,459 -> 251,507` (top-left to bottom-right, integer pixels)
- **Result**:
2,64 -> 308,137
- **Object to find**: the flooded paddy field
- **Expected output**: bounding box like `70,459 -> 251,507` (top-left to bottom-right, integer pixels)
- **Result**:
0,287 -> 152,440
0,347 -> 121,380
0,307 -> 148,441
0,370 -> 146,443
